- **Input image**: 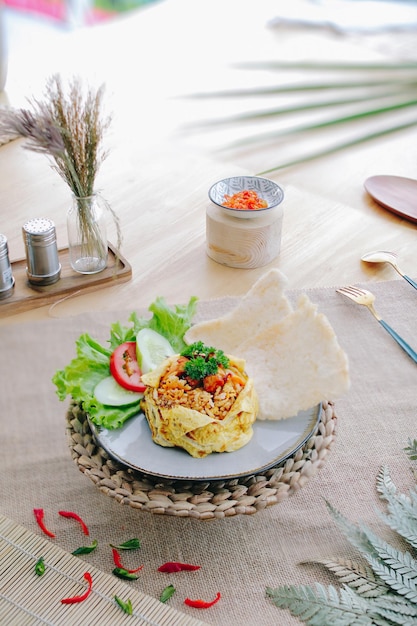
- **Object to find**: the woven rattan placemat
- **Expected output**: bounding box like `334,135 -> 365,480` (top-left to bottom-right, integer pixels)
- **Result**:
66,400 -> 337,520
0,515 -> 209,625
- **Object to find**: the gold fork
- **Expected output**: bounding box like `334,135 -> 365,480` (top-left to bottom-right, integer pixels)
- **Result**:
337,285 -> 417,364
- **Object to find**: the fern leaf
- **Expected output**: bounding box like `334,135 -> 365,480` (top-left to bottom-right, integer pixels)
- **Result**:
326,502 -> 378,557
368,594 -> 417,617
377,466 -> 400,498
328,502 -> 417,602
360,524 -> 417,578
389,490 -> 417,521
378,510 -> 417,551
371,607 -> 417,625
368,593 -> 417,625
410,490 -> 417,507
366,555 -> 417,604
266,583 -> 374,625
267,447 -> 417,625
404,439 -> 417,462
302,557 -> 389,597
378,467 -> 417,516
376,467 -> 417,549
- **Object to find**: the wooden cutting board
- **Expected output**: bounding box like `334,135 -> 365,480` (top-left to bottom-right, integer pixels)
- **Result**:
0,243 -> 132,317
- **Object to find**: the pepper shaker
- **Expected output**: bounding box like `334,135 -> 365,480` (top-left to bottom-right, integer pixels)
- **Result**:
0,233 -> 14,299
22,217 -> 61,285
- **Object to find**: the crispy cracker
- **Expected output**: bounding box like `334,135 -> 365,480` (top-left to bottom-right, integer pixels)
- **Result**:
238,294 -> 350,420
185,271 -> 350,421
185,269 -> 291,353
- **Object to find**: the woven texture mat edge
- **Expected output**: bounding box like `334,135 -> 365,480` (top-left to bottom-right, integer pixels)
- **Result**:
0,514 -> 209,626
66,401 -> 337,520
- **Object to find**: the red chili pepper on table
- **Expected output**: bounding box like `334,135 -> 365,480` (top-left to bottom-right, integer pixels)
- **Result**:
112,548 -> 144,574
58,510 -> 89,536
158,561 -> 201,573
33,508 -> 55,538
60,572 -> 93,604
184,592 -> 221,608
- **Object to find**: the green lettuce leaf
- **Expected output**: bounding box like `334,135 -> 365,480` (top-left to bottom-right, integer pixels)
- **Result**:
83,396 -> 140,429
127,296 -> 198,353
53,333 -> 111,402
53,296 -> 198,429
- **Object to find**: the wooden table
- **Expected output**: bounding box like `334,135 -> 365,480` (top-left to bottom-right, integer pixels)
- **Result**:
1,6 -> 417,624
1,0 -> 416,326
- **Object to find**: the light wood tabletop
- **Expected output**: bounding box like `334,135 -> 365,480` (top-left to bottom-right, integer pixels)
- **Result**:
1,8 -> 417,625
1,0 -> 416,325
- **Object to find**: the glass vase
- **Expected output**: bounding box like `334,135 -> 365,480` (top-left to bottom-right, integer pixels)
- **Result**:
67,193 -> 108,274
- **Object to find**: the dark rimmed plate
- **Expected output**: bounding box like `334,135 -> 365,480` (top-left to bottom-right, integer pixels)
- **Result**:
88,404 -> 321,482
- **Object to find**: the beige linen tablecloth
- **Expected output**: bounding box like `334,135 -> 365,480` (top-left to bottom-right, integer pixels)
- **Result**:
1,279 -> 416,625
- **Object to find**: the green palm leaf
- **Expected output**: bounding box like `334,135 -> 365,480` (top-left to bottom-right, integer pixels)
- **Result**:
189,61 -> 417,173
190,90 -> 417,127
237,61 -> 417,71
224,99 -> 417,148
257,120 -> 417,176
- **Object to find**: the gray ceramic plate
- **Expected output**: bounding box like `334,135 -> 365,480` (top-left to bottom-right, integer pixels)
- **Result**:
88,404 -> 321,481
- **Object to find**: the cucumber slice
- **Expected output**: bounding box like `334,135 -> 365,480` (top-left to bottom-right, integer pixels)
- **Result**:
94,376 -> 143,406
136,328 -> 175,373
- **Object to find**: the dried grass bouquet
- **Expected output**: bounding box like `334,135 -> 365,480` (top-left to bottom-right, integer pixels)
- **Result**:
0,74 -> 122,270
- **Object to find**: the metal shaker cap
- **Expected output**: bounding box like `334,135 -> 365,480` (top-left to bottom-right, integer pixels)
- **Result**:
22,217 -> 61,285
22,217 -> 57,245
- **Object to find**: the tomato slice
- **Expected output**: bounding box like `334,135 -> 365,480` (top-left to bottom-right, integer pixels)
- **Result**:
110,342 -> 146,392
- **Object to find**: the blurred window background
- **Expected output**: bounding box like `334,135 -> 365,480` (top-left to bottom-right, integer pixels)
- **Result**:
3,0 -> 160,27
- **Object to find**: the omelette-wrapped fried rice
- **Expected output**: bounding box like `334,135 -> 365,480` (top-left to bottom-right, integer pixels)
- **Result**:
141,353 -> 258,458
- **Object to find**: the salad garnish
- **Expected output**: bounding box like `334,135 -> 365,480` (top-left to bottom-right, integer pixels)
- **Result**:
52,296 -> 198,429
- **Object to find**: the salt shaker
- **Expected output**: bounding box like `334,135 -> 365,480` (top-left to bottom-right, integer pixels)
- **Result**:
22,218 -> 61,285
0,234 -> 14,299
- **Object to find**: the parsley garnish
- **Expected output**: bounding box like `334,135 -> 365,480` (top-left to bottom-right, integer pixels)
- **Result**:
181,341 -> 229,380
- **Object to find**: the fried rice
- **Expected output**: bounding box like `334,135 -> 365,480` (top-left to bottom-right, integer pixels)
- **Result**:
141,354 -> 258,458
